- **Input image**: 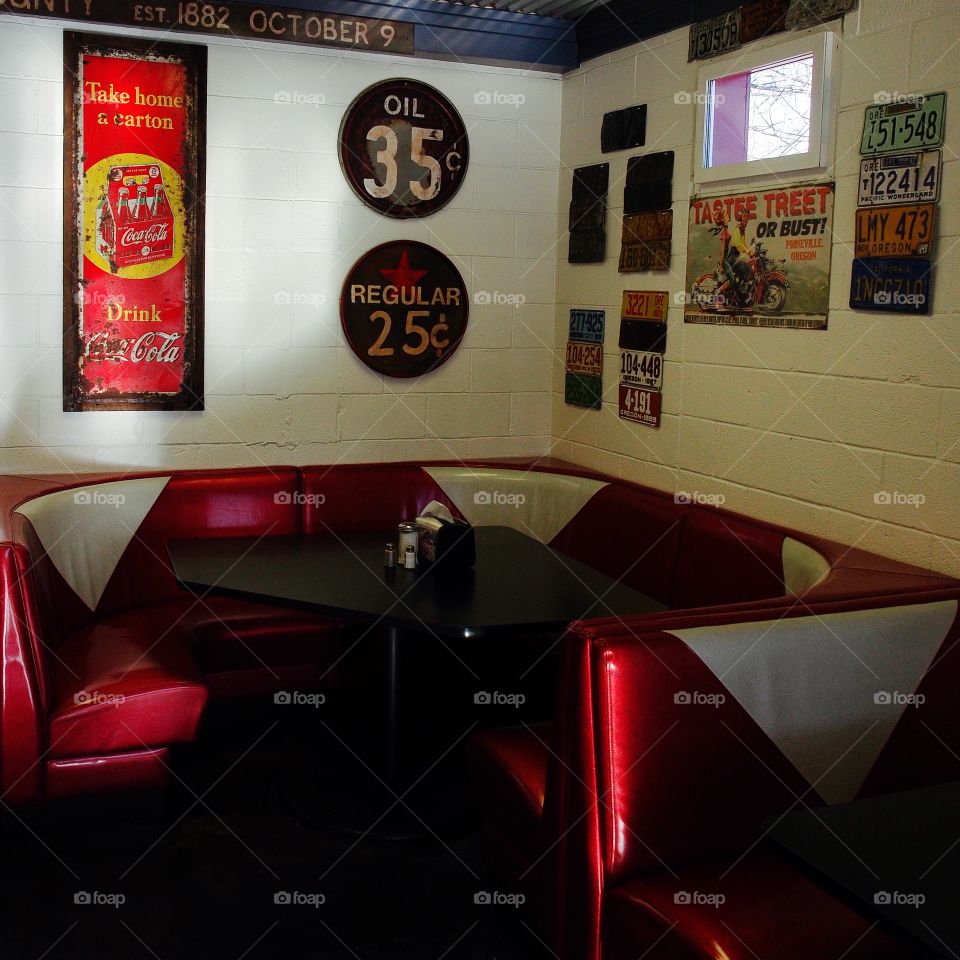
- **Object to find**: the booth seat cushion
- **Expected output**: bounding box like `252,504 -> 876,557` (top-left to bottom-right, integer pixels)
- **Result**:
47,604 -> 208,759
671,508 -> 786,609
601,850 -> 923,960
470,724 -> 550,868
550,484 -> 685,606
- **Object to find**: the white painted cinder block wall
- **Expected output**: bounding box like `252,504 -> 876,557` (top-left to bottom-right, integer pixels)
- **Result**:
0,16 -> 560,472
551,0 -> 960,578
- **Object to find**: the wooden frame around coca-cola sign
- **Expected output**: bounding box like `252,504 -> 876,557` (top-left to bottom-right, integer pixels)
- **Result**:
63,32 -> 206,411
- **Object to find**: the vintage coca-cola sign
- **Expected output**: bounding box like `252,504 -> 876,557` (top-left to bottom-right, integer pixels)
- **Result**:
64,34 -> 206,411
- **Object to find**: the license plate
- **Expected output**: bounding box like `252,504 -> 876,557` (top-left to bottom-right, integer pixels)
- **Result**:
568,309 -> 605,343
622,211 -> 673,243
858,150 -> 941,206
565,341 -> 603,377
618,384 -> 662,427
688,9 -> 740,60
621,290 -> 669,322
860,92 -> 946,155
619,241 -> 671,272
854,203 -> 935,257
565,371 -> 602,409
849,258 -> 931,314
619,318 -> 667,353
619,350 -> 663,390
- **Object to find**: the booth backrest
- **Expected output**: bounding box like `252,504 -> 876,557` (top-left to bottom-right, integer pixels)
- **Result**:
585,598 -> 960,884
549,484 -> 686,606
12,468 -> 304,640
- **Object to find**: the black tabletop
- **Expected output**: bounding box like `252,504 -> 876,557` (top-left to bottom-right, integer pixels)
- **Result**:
767,781 -> 960,957
167,526 -> 664,639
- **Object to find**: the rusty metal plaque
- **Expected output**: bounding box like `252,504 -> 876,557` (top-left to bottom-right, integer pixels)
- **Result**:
339,79 -> 468,218
340,241 -> 468,377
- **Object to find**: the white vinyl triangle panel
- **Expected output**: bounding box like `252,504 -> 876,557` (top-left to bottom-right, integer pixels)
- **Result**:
16,477 -> 171,611
668,601 -> 957,804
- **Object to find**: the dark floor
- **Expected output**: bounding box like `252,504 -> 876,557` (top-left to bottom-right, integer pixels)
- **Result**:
0,701 -> 551,960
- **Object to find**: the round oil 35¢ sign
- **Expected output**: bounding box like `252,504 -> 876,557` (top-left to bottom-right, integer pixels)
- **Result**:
341,241 -> 469,378
339,79 -> 469,218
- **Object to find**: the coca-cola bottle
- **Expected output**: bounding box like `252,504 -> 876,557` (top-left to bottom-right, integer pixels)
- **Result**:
151,184 -> 170,218
134,186 -> 148,220
96,195 -> 113,248
117,187 -> 130,225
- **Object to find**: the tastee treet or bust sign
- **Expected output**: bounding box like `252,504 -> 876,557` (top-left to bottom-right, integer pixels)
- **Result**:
339,79 -> 469,218
340,241 -> 469,378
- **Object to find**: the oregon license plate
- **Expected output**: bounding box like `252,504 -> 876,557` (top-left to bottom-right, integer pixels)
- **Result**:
565,341 -> 603,376
849,258 -> 931,314
854,203 -> 935,257
857,150 -> 941,207
619,350 -> 663,390
621,290 -> 669,322
618,384 -> 661,427
860,92 -> 946,155
565,371 -> 602,408
568,309 -> 605,343
688,9 -> 740,60
619,241 -> 671,272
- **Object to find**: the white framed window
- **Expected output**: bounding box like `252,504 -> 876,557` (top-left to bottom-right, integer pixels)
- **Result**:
694,31 -> 839,185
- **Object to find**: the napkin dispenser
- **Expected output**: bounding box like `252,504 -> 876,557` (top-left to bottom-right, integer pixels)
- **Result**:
415,501 -> 475,569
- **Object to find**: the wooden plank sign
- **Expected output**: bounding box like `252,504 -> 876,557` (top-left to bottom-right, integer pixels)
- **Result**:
64,33 -> 206,411
3,2 -> 413,56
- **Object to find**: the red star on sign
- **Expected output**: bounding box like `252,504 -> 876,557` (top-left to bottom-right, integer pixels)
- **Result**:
379,250 -> 428,291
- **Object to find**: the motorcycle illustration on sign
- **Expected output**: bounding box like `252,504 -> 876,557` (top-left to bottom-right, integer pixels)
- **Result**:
684,184 -> 834,330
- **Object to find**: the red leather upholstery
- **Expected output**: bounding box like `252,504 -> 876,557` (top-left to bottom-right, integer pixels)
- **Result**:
550,485 -> 685,606
671,507 -> 786,608
97,468 -> 304,617
0,543 -> 45,805
470,724 -> 550,922
46,747 -> 172,801
601,850 -> 924,960
47,603 -> 208,759
301,464 -> 463,535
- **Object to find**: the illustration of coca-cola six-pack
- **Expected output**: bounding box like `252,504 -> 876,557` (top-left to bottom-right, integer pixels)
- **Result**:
95,163 -> 174,268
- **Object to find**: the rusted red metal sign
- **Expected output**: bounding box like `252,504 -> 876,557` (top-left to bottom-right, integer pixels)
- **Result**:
63,33 -> 205,411
340,241 -> 469,377
339,79 -> 469,219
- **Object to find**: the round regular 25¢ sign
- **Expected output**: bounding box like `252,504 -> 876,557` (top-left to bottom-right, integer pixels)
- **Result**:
339,79 -> 469,218
341,241 -> 469,378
